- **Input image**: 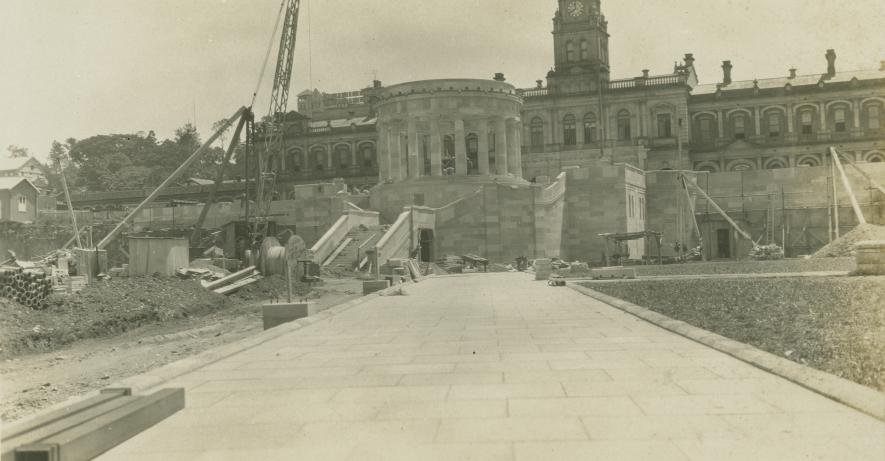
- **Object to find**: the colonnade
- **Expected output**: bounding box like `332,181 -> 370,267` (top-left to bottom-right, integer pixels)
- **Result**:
377,116 -> 523,181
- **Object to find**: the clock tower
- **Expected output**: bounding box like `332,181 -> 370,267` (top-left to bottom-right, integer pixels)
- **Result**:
548,0 -> 610,94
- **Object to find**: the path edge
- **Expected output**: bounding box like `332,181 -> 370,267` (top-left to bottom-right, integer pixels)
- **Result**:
569,283 -> 885,421
4,281 -> 409,430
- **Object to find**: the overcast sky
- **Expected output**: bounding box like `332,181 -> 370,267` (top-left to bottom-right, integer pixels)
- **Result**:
1,0 -> 882,160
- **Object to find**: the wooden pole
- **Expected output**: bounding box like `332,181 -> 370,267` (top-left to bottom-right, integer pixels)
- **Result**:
835,148 -> 885,195
97,107 -> 246,250
683,176 -> 754,242
829,147 -> 867,226
191,113 -> 248,245
831,154 -> 840,239
826,175 -> 833,243
57,159 -> 82,248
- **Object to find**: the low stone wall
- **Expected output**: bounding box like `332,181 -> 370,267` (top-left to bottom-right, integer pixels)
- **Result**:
855,241 -> 885,275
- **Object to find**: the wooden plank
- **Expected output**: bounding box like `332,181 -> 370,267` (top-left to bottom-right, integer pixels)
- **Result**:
14,389 -> 184,461
204,265 -> 257,291
213,274 -> 263,295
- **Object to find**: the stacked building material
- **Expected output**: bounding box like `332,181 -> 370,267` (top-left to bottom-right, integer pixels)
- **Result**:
0,267 -> 51,309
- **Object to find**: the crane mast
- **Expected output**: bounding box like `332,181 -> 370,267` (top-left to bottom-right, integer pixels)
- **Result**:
253,0 -> 302,240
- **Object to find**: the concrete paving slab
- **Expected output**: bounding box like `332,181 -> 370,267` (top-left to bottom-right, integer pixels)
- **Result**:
94,273 -> 884,460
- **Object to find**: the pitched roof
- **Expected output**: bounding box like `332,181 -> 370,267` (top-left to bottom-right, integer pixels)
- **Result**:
0,156 -> 40,172
0,177 -> 38,191
692,68 -> 885,95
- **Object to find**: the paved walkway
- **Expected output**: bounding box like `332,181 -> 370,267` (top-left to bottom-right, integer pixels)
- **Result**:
99,273 -> 883,461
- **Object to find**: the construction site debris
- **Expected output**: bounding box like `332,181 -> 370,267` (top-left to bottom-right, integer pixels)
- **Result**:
0,276 -> 231,357
0,267 -> 52,310
812,224 -> 885,258
749,244 -> 785,261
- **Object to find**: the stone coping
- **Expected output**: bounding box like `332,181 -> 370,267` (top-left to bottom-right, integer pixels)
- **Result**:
569,283 -> 885,421
4,281 -> 411,431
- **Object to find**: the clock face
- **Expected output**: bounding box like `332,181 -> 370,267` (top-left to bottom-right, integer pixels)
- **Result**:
567,0 -> 585,17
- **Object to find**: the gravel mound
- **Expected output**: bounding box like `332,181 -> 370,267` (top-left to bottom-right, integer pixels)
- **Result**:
812,224 -> 885,258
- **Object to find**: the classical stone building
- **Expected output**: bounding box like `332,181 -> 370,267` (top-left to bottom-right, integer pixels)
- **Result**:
271,0 -> 884,262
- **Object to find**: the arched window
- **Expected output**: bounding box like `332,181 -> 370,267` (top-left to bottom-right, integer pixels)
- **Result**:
797,156 -> 820,167
868,105 -> 881,130
617,110 -> 632,141
312,148 -> 326,171
335,145 -> 351,169
733,115 -> 746,139
288,149 -> 302,172
800,110 -> 814,135
656,114 -> 672,138
579,40 -> 590,60
834,108 -> 847,132
768,113 -> 782,137
765,159 -> 787,170
563,115 -> 577,145
698,117 -> 714,141
530,118 -> 544,147
565,41 -> 577,62
360,144 -> 375,168
583,113 -> 597,144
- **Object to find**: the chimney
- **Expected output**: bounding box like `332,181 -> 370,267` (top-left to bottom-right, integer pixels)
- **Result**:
789,68 -> 797,79
536,80 -> 544,89
825,49 -> 837,77
721,60 -> 733,85
373,80 -> 382,88
683,53 -> 695,67
642,69 -> 650,79
493,73 -> 506,82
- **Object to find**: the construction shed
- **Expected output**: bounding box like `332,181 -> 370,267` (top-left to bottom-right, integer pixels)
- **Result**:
128,237 -> 190,277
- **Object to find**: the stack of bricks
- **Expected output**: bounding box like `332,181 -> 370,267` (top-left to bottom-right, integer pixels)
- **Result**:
855,241 -> 885,275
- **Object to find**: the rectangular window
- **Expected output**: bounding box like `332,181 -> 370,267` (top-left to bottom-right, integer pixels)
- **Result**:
699,118 -> 713,141
834,109 -> 846,132
18,195 -> 27,213
656,114 -> 672,138
869,106 -> 880,130
583,121 -> 596,144
768,114 -> 781,137
801,111 -> 814,135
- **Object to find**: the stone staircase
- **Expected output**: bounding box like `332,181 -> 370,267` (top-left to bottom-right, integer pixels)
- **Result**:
323,227 -> 383,270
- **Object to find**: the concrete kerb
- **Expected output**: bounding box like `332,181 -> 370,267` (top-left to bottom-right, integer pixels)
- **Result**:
569,283 -> 885,421
4,281 -> 412,430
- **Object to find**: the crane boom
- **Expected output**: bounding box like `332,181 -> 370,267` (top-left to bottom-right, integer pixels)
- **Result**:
253,0 -> 302,240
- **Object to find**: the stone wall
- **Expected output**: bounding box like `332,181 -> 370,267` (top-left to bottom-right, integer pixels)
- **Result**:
560,162 -> 635,263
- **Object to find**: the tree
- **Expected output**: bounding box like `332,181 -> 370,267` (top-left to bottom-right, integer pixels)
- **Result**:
6,145 -> 29,158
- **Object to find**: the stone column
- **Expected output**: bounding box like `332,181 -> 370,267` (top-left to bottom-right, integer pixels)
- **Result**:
454,119 -> 467,176
377,125 -> 389,181
477,119 -> 490,175
513,122 -> 523,178
819,102 -> 827,130
754,107 -> 762,136
351,141 -> 358,167
407,120 -> 419,178
506,119 -> 519,176
388,127 -> 401,180
400,133 -> 409,179
430,119 -> 443,176
852,100 -> 862,135
787,105 -> 794,133
327,143 -> 333,170
717,110 -> 725,139
495,118 -> 509,175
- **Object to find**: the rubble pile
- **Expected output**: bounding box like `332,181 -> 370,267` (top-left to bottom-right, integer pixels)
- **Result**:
812,224 -> 885,258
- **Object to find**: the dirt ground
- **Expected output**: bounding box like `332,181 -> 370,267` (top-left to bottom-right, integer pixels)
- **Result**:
583,276 -> 885,392
0,276 -> 364,422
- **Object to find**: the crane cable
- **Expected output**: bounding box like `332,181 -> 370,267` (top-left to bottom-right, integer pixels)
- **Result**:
251,0 -> 287,109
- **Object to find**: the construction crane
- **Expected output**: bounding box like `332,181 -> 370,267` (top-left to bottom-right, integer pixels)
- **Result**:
250,0 -> 303,242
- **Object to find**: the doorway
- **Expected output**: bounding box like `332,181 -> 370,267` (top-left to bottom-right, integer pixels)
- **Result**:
716,228 -> 731,259
418,229 -> 434,262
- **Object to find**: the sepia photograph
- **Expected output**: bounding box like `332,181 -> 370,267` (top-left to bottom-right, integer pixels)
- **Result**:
1,0 -> 883,459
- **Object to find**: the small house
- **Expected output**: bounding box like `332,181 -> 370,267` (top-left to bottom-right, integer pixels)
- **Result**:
0,157 -> 46,188
0,177 -> 39,223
